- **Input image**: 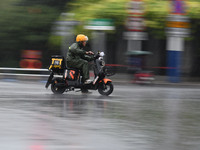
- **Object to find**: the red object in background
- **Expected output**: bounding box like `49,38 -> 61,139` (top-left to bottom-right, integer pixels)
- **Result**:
30,145 -> 44,150
132,71 -> 155,84
134,72 -> 154,78
20,50 -> 42,68
20,59 -> 42,69
21,50 -> 42,59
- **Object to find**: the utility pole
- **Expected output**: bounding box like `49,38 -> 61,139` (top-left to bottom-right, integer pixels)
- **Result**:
123,0 -> 147,52
166,0 -> 190,82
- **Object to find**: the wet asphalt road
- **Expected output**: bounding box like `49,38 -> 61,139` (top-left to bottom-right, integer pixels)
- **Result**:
0,81 -> 200,150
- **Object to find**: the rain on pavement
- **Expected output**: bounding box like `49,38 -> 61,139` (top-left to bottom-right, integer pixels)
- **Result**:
0,80 -> 200,150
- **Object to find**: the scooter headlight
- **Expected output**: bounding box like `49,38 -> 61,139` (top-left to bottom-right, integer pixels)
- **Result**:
100,52 -> 105,57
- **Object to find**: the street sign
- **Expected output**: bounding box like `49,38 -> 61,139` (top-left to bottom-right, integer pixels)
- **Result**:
127,0 -> 144,15
123,31 -> 147,40
126,0 -> 145,32
84,19 -> 115,31
171,0 -> 186,15
166,14 -> 190,37
126,16 -> 145,31
167,21 -> 190,28
124,0 -> 147,40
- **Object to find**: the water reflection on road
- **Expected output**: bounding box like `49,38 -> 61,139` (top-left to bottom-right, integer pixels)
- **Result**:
0,82 -> 200,150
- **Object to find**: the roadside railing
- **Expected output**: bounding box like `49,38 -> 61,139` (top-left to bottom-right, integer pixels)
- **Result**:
0,68 -> 50,80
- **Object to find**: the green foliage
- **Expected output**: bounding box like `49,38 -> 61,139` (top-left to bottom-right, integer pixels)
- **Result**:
0,0 -> 68,67
67,0 -> 128,35
187,1 -> 200,18
48,35 -> 62,48
66,0 -> 200,38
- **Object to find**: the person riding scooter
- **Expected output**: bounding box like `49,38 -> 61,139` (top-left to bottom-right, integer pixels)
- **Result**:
66,34 -> 94,87
46,50 -> 114,95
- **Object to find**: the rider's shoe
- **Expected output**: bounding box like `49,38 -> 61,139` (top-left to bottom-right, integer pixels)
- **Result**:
84,79 -> 92,84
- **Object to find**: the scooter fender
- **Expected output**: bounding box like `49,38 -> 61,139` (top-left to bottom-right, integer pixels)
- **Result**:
100,78 -> 112,84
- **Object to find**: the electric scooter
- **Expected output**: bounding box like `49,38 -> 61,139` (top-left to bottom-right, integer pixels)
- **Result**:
45,52 -> 114,96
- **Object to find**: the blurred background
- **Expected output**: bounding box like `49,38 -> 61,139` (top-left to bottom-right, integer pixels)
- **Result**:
0,0 -> 200,79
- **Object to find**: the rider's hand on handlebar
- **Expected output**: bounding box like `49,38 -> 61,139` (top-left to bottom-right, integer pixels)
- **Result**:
86,51 -> 94,55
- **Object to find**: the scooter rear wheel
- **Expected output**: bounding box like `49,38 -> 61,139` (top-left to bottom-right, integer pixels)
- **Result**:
51,77 -> 66,94
98,82 -> 113,96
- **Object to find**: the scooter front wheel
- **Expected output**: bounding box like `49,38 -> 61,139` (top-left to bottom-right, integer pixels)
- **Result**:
98,82 -> 113,96
51,77 -> 66,94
